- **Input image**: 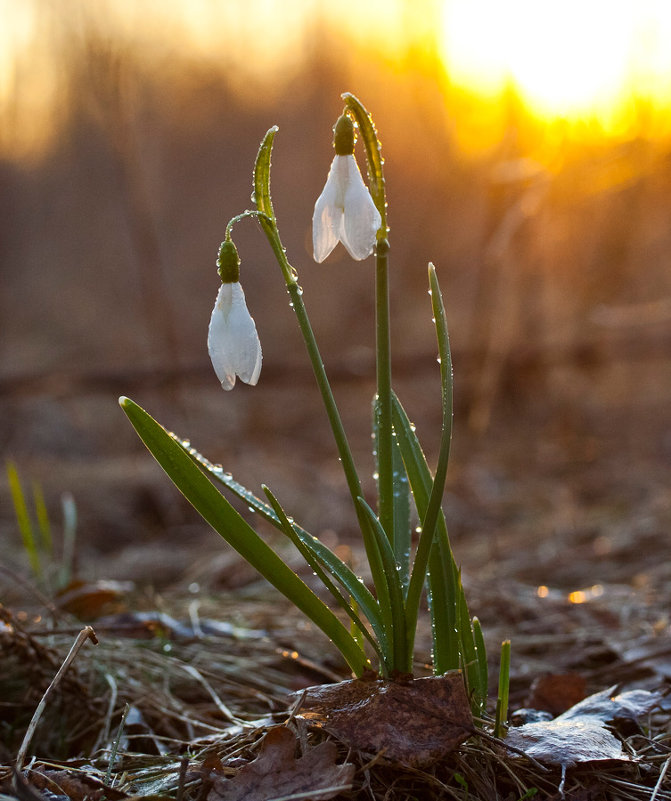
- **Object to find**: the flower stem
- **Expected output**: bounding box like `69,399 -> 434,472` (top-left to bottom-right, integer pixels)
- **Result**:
341,94 -> 394,544
255,218 -> 392,665
375,239 -> 394,541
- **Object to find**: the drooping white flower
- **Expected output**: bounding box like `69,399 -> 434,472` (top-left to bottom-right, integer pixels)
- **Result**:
312,153 -> 382,263
208,281 -> 262,390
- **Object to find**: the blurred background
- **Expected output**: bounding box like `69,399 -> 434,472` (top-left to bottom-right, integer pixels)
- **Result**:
1,0 -> 670,598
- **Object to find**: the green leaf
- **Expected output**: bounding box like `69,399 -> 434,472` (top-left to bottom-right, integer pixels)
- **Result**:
173,438 -> 386,649
495,639 -> 511,738
32,482 -> 52,555
120,396 -> 368,676
457,574 -> 484,714
472,616 -> 489,713
405,265 -> 454,641
391,392 -> 460,673
356,497 -> 410,674
253,126 -> 279,224
6,461 -> 41,579
262,485 -> 385,665
373,396 -> 411,593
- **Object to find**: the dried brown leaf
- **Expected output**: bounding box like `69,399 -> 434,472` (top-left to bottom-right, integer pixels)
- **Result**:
505,686 -> 661,769
26,768 -> 127,801
526,672 -> 587,716
56,580 -> 133,620
209,726 -> 355,801
295,673 -> 472,768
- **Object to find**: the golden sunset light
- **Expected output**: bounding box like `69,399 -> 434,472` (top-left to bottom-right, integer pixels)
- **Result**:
440,0 -> 671,138
2,1 -> 671,783
3,0 -> 671,160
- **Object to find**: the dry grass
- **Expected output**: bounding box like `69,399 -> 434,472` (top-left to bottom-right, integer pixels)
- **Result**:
2,588 -> 670,801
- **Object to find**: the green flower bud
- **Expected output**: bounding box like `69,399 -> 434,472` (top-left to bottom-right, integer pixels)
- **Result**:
217,239 -> 240,283
333,114 -> 355,156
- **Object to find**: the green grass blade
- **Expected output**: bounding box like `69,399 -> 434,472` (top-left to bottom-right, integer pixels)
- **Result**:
495,640 -> 511,738
32,482 -> 52,555
172,438 -> 386,647
457,573 -> 484,714
391,392 -> 461,673
262,485 -> 384,665
60,491 -> 77,589
373,397 -> 411,593
6,461 -> 41,579
356,497 -> 410,674
120,396 -> 368,676
472,616 -> 489,714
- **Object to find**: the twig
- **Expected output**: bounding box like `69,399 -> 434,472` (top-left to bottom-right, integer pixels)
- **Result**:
175,755 -> 190,801
473,727 -> 550,773
15,626 -> 98,772
651,755 -> 671,801
106,702 -> 131,786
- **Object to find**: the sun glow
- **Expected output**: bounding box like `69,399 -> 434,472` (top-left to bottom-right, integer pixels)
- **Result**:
441,0 -> 671,126
2,0 -> 671,160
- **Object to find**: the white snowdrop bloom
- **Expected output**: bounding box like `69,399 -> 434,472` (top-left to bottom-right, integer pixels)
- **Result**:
207,281 -> 262,390
312,154 -> 382,263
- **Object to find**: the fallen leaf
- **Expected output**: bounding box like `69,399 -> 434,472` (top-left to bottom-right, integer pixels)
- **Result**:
26,769 -> 127,801
55,580 -> 134,619
505,717 -> 626,767
526,672 -> 586,716
92,611 -> 266,641
209,726 -> 355,801
294,673 -> 472,767
505,685 -> 661,770
558,685 -> 660,724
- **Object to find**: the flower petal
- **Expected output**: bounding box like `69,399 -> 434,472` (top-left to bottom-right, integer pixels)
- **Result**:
341,155 -> 382,260
312,156 -> 346,263
208,282 -> 262,390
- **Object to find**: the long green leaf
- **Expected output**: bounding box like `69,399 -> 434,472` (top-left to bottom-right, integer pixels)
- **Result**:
120,396 -> 368,676
7,461 -> 41,579
172,437 -> 386,648
405,264 -> 454,653
391,392 -> 460,673
373,396 -> 411,593
356,497 -> 410,674
262,485 -> 385,666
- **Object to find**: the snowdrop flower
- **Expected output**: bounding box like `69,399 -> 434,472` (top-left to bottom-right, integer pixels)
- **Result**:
207,239 -> 262,390
313,114 -> 381,263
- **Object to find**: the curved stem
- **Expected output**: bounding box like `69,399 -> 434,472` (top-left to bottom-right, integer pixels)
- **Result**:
226,210 -> 273,240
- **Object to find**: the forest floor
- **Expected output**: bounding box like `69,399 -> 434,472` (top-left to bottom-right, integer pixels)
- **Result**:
1,362 -> 670,800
